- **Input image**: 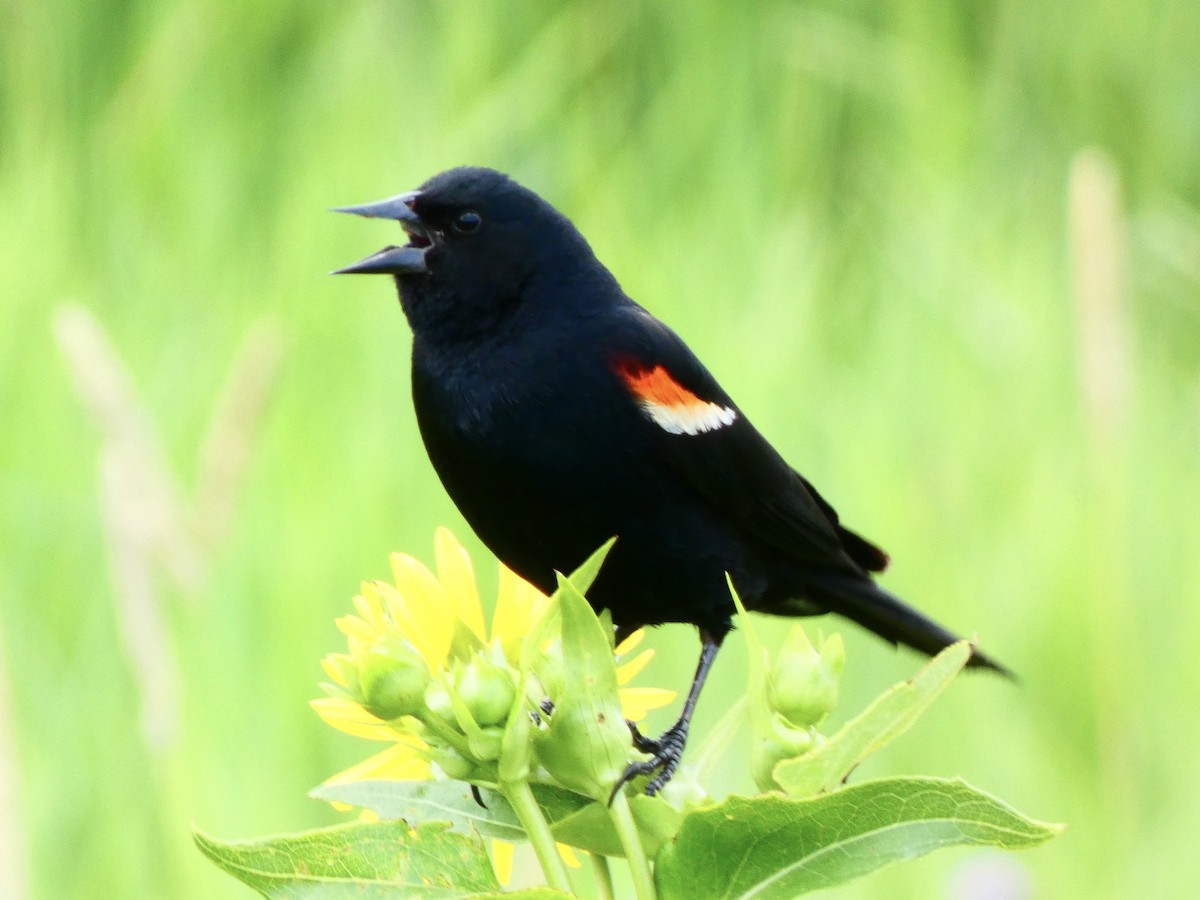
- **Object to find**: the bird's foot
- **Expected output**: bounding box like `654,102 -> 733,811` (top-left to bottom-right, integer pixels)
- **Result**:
626,719 -> 663,754
611,721 -> 689,800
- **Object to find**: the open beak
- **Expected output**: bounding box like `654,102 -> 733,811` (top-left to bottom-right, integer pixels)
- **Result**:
332,190 -> 434,275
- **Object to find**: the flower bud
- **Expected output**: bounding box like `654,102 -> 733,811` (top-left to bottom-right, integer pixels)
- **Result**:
457,654 -> 517,727
356,646 -> 430,721
534,701 -> 631,800
751,712 -> 820,792
499,676 -> 534,783
430,746 -> 476,781
767,627 -> 844,728
469,725 -> 505,762
424,680 -> 458,729
529,641 -> 564,701
532,578 -> 631,801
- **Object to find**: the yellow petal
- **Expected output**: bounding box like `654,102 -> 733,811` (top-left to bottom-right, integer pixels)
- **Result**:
614,629 -> 645,656
310,697 -> 396,741
321,740 -> 432,786
615,648 -> 655,685
388,554 -> 454,663
434,527 -> 486,641
493,565 -> 549,646
492,566 -> 523,643
352,590 -> 381,626
335,613 -> 374,644
490,840 -> 515,886
320,653 -> 353,687
556,843 -> 581,868
354,584 -> 393,637
378,569 -> 452,670
372,581 -> 430,658
618,687 -> 677,722
389,551 -> 443,604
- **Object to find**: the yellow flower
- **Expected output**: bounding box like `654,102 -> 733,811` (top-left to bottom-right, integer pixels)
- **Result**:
312,526 -> 675,789
313,528 -> 674,884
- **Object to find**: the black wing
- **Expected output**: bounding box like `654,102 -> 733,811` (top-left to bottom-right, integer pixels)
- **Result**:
606,305 -> 888,574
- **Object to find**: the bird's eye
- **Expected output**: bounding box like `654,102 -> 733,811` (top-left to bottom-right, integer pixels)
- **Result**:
452,210 -> 482,234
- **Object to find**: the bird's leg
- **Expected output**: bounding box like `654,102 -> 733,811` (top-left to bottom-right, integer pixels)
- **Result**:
613,629 -> 725,799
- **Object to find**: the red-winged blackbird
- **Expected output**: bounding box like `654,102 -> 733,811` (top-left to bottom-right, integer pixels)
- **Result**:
335,166 -> 1009,795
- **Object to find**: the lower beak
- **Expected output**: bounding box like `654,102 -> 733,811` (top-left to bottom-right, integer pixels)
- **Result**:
331,245 -> 429,275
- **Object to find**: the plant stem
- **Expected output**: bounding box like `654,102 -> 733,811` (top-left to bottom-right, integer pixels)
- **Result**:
608,790 -> 655,900
589,852 -> 616,900
500,779 -> 572,894
418,711 -> 474,758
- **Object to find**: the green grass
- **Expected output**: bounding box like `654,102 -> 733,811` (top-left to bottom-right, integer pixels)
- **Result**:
3,1 -> 1199,897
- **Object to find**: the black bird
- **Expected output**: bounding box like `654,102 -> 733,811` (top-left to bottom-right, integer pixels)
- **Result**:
334,166 -> 1009,795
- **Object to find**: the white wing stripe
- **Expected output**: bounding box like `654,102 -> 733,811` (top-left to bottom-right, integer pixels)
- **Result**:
639,398 -> 737,435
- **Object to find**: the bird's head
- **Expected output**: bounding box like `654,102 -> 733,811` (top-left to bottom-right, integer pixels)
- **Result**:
335,167 -> 601,339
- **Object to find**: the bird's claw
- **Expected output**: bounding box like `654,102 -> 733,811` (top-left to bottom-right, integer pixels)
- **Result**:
610,722 -> 688,802
626,719 -> 663,755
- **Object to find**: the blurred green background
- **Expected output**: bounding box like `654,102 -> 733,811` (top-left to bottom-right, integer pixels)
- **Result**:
3,0 -> 1199,897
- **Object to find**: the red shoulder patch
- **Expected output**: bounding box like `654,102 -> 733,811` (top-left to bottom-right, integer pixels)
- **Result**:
612,356 -> 737,436
615,358 -> 702,407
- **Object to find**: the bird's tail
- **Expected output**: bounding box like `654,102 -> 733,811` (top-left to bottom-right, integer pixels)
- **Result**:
809,573 -> 1013,678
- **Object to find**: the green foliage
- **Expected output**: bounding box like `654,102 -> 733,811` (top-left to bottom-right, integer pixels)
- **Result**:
544,793 -> 682,862
210,775 -> 1057,899
204,592 -> 1057,898
654,779 -> 1060,900
533,574 -> 630,802
311,780 -> 538,843
193,821 -> 499,898
773,641 -> 971,797
313,780 -> 682,860
519,539 -> 614,675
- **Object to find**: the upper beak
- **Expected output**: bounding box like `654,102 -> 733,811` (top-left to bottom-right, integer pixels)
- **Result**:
333,191 -> 423,224
331,190 -> 432,275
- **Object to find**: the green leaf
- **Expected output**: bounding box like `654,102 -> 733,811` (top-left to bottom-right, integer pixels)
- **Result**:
194,820 -> 499,898
654,777 -> 1061,900
727,577 -> 770,735
499,670 -> 535,783
773,641 -> 971,797
688,694 -> 747,784
312,779 -> 587,842
313,777 -> 681,862
519,537 -> 615,673
534,573 -> 629,801
312,780 -> 529,841
471,892 -> 574,899
544,791 -> 682,859
563,536 -> 616,596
